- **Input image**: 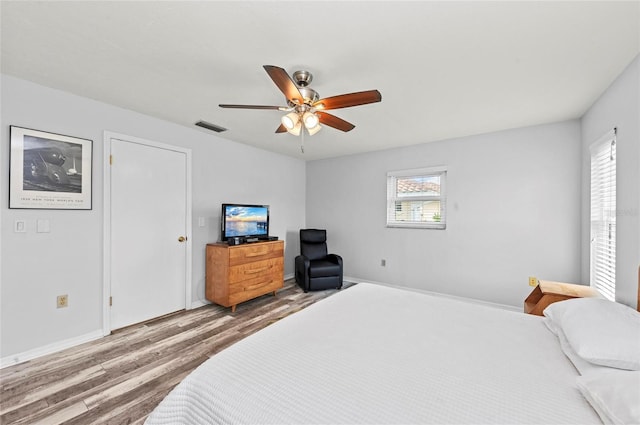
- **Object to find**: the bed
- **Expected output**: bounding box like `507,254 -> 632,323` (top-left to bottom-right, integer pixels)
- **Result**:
146,280 -> 640,425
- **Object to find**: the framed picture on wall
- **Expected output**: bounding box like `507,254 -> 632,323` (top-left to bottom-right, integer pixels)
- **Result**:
9,126 -> 93,209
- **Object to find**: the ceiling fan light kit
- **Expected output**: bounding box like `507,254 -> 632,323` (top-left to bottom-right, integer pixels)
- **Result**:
302,111 -> 319,128
219,65 -> 382,149
281,112 -> 300,130
282,109 -> 321,136
289,122 -> 302,137
306,122 -> 322,136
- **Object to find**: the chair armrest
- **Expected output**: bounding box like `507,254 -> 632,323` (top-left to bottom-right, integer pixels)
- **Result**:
295,254 -> 310,269
326,254 -> 343,267
295,255 -> 311,291
327,254 -> 343,285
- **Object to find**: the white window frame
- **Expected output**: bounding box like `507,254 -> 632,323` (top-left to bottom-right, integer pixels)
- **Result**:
590,128 -> 616,301
386,166 -> 447,229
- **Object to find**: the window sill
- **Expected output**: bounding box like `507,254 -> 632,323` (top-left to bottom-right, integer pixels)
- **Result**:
386,223 -> 446,230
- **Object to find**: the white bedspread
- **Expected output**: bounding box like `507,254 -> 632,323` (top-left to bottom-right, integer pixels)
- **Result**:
146,283 -> 600,424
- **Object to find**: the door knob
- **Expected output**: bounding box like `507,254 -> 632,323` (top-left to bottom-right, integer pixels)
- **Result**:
178,236 -> 187,242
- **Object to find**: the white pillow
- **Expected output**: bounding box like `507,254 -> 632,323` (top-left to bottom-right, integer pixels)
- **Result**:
544,317 -> 607,375
577,369 -> 640,425
544,298 -> 640,371
542,316 -> 559,335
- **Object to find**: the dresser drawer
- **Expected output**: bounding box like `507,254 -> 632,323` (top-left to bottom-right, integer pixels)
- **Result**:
229,241 -> 283,266
228,275 -> 283,305
228,257 -> 283,283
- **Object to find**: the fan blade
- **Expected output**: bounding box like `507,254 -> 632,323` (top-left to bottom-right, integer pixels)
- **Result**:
263,65 -> 304,104
313,90 -> 382,110
317,111 -> 355,132
275,124 -> 287,133
219,104 -> 284,110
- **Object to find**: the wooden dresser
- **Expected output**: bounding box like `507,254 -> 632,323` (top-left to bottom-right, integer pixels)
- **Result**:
206,240 -> 284,312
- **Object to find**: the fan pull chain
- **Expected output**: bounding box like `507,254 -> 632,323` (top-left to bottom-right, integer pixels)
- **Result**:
300,127 -> 305,153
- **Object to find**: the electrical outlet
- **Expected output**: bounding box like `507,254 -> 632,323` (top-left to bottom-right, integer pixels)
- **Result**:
381,259 -> 386,267
57,294 -> 68,308
528,276 -> 538,287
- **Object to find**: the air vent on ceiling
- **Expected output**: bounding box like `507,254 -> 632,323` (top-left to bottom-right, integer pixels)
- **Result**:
195,120 -> 227,133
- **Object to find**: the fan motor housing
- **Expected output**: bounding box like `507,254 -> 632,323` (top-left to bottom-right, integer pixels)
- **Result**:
299,87 -> 319,103
292,70 -> 313,87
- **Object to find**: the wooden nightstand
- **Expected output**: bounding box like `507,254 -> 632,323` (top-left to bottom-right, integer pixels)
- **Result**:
524,280 -> 600,316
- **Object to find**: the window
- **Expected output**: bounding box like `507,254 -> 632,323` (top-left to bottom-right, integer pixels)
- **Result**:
590,129 -> 616,301
387,166 -> 446,229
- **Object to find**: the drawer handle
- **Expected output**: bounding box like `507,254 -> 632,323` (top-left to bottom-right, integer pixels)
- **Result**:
244,267 -> 270,274
245,250 -> 269,257
244,281 -> 273,291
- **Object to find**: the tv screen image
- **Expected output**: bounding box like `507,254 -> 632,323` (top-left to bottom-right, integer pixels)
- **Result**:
222,204 -> 269,241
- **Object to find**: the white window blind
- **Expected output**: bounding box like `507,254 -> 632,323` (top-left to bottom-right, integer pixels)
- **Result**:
590,128 -> 616,301
387,166 -> 446,229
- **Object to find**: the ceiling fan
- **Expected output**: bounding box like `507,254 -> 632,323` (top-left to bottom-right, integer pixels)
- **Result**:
219,65 -> 382,137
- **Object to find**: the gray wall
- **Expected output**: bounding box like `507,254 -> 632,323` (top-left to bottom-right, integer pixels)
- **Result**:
307,121 -> 582,308
2,53 -> 638,363
0,75 -> 306,361
580,54 -> 639,308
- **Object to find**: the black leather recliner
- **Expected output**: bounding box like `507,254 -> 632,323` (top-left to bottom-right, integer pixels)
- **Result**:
295,229 -> 343,292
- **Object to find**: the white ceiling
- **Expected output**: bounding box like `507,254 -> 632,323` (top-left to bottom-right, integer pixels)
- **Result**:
2,1 -> 639,161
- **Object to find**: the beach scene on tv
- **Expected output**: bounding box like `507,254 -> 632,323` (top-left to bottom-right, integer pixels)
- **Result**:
225,206 -> 268,237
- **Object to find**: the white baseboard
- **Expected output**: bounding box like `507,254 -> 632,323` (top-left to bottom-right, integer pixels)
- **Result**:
1,329 -> 104,369
344,275 -> 388,286
344,276 -> 520,312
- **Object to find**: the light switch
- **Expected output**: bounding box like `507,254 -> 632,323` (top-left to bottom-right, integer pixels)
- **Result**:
198,217 -> 205,227
37,219 -> 51,233
14,220 -> 26,233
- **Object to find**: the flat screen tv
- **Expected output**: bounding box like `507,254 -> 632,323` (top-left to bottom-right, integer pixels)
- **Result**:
221,203 -> 269,241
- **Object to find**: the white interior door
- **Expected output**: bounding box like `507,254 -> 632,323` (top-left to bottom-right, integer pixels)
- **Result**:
109,137 -> 188,330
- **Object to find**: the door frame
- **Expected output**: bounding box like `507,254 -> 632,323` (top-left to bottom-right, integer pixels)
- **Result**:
102,131 -> 192,335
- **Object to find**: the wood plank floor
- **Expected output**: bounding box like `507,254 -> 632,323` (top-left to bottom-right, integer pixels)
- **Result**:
0,279 -> 352,425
